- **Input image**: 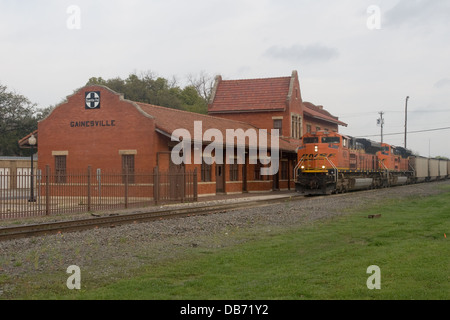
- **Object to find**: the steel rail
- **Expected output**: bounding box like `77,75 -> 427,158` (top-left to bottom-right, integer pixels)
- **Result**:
0,195 -> 306,241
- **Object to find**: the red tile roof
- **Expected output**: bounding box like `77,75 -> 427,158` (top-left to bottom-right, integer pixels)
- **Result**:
303,102 -> 347,127
136,102 -> 298,152
208,76 -> 291,113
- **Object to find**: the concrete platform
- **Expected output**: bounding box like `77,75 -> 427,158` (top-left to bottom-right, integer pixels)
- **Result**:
193,190 -> 299,205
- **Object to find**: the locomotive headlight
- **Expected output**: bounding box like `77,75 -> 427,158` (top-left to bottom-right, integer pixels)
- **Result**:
301,166 -> 305,169
322,165 -> 326,169
314,145 -> 318,152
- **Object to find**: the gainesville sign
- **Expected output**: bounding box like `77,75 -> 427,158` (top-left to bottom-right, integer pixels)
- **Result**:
70,120 -> 116,128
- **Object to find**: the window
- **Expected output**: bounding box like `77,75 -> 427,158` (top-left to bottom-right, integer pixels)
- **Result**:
306,124 -> 311,134
122,155 -> 135,184
229,163 -> 239,181
316,126 -> 321,132
303,137 -> 319,144
298,117 -> 302,137
254,163 -> 263,180
281,161 -> 289,180
55,156 -> 66,184
291,115 -> 302,139
291,117 -> 296,138
322,137 -> 340,144
201,160 -> 212,182
273,119 -> 282,136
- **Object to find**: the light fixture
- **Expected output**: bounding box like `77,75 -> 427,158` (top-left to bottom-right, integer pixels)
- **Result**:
28,134 -> 37,146
28,134 -> 37,202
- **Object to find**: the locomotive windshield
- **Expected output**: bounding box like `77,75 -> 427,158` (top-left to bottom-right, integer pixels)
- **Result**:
303,137 -> 319,144
322,137 -> 340,144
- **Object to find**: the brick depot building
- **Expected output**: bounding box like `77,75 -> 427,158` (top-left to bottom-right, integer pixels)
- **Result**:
22,71 -> 346,197
208,71 -> 347,142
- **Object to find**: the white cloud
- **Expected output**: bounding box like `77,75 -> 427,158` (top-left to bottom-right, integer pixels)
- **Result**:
434,78 -> 450,89
384,0 -> 450,28
264,44 -> 339,64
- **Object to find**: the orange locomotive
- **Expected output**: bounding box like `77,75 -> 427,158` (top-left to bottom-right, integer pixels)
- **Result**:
294,131 -> 413,195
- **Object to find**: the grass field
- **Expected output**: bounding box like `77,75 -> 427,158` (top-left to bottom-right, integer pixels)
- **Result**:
4,186 -> 450,300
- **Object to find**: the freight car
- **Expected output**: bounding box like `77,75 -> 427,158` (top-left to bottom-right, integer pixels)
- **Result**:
295,130 -> 449,195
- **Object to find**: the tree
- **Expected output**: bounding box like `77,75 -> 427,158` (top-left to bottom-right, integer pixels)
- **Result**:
0,84 -> 39,156
187,71 -> 215,105
180,85 -> 208,114
85,71 -> 210,113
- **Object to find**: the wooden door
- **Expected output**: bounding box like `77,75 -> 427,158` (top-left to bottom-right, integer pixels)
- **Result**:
216,164 -> 225,193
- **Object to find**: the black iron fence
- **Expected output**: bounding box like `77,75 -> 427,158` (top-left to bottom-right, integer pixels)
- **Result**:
0,166 -> 198,220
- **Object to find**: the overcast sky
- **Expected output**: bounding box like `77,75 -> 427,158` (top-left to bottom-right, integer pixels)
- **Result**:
1,0 -> 449,157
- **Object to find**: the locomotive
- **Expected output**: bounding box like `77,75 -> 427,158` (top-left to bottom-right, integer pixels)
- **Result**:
294,130 -> 449,195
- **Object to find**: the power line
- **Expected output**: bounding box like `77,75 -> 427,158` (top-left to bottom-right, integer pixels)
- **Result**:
356,126 -> 450,138
377,112 -> 384,143
340,109 -> 450,119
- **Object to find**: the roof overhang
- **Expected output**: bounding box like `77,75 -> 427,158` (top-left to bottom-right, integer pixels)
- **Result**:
208,108 -> 285,114
156,127 -> 297,153
18,130 -> 38,148
303,112 -> 348,127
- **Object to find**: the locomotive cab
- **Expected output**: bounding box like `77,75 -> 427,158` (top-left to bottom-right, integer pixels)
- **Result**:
295,131 -> 344,194
377,144 -> 411,172
297,131 -> 344,172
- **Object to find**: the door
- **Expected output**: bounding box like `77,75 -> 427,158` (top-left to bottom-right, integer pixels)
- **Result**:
169,161 -> 185,200
0,168 -> 10,190
242,162 -> 248,192
273,171 -> 280,191
216,164 -> 225,193
17,168 -> 32,189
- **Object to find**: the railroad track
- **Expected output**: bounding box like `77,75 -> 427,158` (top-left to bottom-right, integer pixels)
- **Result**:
0,195 -> 306,242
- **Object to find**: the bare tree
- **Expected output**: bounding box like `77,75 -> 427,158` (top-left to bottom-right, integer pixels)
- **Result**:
187,71 -> 215,105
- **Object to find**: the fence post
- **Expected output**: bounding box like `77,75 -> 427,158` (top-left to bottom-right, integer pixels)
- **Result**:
124,166 -> 129,209
182,169 -> 186,203
193,168 -> 198,202
87,166 -> 92,212
45,165 -> 50,215
153,166 -> 159,205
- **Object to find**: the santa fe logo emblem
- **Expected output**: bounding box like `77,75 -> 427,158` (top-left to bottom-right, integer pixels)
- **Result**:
85,91 -> 101,109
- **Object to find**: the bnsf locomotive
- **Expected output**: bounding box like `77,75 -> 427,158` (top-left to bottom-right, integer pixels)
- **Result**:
295,130 -> 450,195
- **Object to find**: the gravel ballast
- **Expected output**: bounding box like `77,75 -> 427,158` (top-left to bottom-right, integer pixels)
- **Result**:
0,180 -> 448,298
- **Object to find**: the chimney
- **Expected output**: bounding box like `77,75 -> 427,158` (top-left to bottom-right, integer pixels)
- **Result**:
208,75 -> 222,106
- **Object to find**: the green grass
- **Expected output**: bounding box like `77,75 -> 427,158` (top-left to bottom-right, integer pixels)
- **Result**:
4,187 -> 450,300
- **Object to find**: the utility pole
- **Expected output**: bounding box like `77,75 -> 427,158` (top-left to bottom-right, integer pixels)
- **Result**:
429,139 -> 431,158
404,96 -> 409,149
377,111 -> 384,144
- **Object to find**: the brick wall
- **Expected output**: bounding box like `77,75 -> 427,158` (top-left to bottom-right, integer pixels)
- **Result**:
38,86 -> 156,172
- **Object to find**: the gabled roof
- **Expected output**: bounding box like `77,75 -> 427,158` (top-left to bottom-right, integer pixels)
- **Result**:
208,75 -> 293,114
136,102 -> 298,152
303,102 -> 347,127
